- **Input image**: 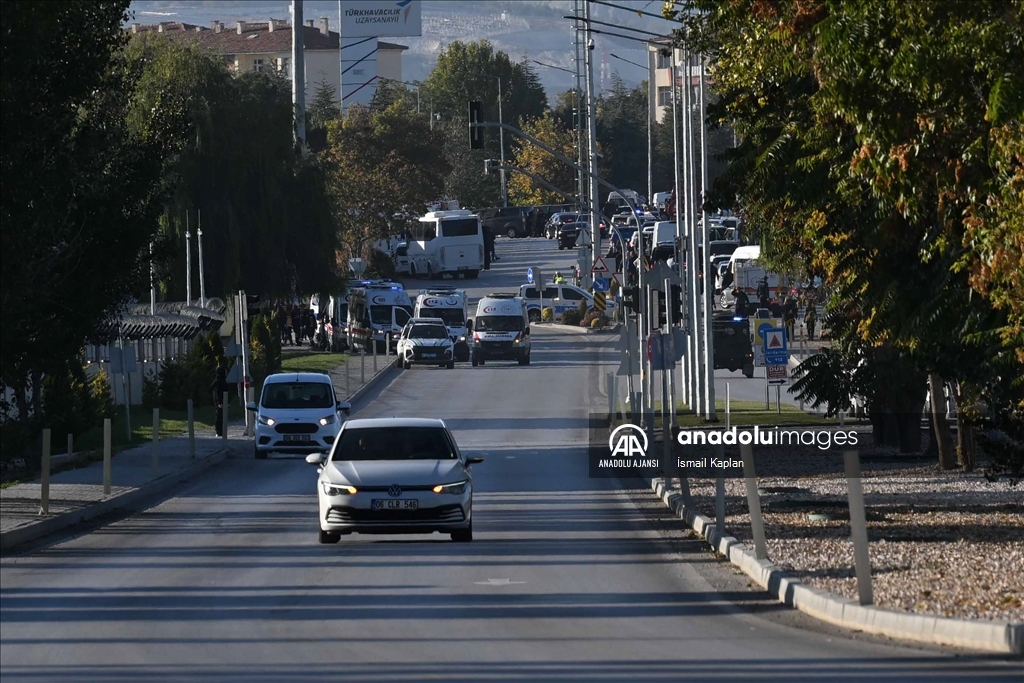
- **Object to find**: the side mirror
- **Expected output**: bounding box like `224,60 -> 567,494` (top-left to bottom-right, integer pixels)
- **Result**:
524,327 -> 530,336
305,453 -> 325,465
337,400 -> 351,415
465,456 -> 485,466
246,402 -> 257,411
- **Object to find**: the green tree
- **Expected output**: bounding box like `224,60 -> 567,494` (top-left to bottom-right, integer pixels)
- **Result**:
508,113 -> 578,206
1,1 -> 187,413
307,78 -> 341,152
595,76 -> 649,196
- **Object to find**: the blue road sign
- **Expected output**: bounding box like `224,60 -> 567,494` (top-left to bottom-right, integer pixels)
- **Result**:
763,326 -> 789,364
526,267 -> 535,284
593,277 -> 610,292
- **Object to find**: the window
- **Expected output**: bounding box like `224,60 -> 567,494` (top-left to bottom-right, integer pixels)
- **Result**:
658,86 -> 672,107
561,288 -> 584,301
438,218 -> 480,238
278,57 -> 289,75
656,50 -> 673,70
333,427 -> 457,461
475,315 -> 523,332
395,307 -> 411,327
425,308 -> 464,326
409,324 -> 448,339
253,58 -> 265,72
523,287 -> 539,299
370,305 -> 393,325
412,222 -> 436,242
261,382 -> 334,409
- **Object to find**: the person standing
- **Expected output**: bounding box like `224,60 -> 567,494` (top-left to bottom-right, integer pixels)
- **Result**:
805,304 -> 817,341
211,365 -> 228,437
757,277 -> 770,309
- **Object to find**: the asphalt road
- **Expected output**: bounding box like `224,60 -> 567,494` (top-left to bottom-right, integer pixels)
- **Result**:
1,238 -> 1018,682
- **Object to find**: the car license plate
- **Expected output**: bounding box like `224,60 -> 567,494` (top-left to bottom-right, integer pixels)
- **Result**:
422,352 -> 436,358
283,435 -> 310,442
372,499 -> 418,510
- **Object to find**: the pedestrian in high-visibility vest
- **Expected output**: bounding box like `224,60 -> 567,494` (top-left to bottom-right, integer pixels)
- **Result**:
805,305 -> 817,341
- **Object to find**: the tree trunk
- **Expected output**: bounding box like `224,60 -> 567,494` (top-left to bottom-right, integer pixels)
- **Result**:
930,372 -> 956,470
952,382 -> 976,472
924,410 -> 938,459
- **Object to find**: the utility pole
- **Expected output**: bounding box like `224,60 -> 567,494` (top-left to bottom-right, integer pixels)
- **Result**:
584,0 -> 600,290
292,1 -> 305,145
700,54 -> 717,420
497,76 -> 507,208
647,48 -> 655,205
197,209 -> 206,308
574,1 -> 586,213
185,212 -> 192,306
671,56 -> 685,407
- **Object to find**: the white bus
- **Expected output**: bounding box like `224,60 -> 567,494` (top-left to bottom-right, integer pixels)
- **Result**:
407,210 -> 484,281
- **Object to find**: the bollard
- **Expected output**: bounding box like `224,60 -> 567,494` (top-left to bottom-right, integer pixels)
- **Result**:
103,418 -> 112,495
151,408 -> 160,474
844,450 -> 874,605
40,429 -> 51,515
739,442 -> 769,560
726,383 -> 731,430
715,444 -> 726,541
345,353 -> 351,397
67,433 -> 74,459
840,410 -> 846,427
373,336 -> 378,372
361,348 -> 366,385
187,399 -> 196,459
385,333 -> 390,357
222,391 -> 229,442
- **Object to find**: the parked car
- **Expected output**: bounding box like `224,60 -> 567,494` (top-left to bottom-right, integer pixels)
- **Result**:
478,206 -> 528,239
545,212 -> 583,239
557,222 -> 585,250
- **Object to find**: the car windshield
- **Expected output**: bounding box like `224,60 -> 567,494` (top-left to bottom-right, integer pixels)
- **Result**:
333,427 -> 457,461
476,315 -> 523,332
423,308 -> 465,326
409,325 -> 448,339
261,382 -> 334,410
370,305 -> 393,325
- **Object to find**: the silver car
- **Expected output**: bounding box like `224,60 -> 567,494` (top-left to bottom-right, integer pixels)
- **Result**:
308,418 -> 483,544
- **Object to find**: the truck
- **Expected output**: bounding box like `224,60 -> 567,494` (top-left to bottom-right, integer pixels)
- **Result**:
713,312 -> 755,377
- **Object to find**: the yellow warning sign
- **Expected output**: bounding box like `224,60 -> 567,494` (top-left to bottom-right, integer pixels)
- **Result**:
752,318 -> 782,345
594,292 -> 607,312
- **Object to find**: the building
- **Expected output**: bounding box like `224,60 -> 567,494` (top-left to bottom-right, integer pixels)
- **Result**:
647,37 -> 703,125
128,19 -> 408,108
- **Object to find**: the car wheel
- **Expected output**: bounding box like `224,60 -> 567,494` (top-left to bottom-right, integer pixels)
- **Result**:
743,365 -> 754,379
528,309 -> 540,323
518,354 -> 528,366
255,447 -> 267,460
465,270 -> 479,279
319,529 -> 341,544
478,358 -> 485,366
506,226 -> 517,239
472,357 -> 478,367
447,361 -> 455,369
451,522 -> 473,542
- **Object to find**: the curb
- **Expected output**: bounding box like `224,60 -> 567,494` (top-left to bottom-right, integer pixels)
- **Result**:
344,357 -> 399,406
0,445 -> 240,552
649,477 -> 1024,655
533,323 -> 591,336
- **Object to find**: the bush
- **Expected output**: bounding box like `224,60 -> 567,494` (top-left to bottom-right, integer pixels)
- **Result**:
364,248 -> 396,280
42,358 -> 96,437
561,308 -> 583,326
141,370 -> 160,410
249,313 -> 281,388
581,310 -> 609,329
541,307 -> 554,322
159,342 -> 218,411
577,297 -> 589,315
590,315 -> 606,329
89,367 -> 115,421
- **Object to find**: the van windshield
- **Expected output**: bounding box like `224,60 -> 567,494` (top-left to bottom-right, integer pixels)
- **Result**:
370,305 -> 393,325
476,315 -> 523,332
262,382 -> 334,410
422,308 -> 465,326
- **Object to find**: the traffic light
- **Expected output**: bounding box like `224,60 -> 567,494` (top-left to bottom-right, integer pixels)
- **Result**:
484,159 -> 494,175
468,101 -> 483,149
655,289 -> 666,328
670,284 -> 684,322
622,286 -> 639,312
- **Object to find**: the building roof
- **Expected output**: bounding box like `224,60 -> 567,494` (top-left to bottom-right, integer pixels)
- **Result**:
378,41 -> 408,51
128,19 -> 344,54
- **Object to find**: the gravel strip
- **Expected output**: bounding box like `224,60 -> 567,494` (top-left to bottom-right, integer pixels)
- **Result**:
665,447 -> 1024,623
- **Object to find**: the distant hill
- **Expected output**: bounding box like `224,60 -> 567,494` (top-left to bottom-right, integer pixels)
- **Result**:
126,0 -> 675,101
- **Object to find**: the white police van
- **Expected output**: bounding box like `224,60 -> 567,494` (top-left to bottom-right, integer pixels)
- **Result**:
471,294 -> 530,366
518,282 -> 617,322
414,287 -> 471,362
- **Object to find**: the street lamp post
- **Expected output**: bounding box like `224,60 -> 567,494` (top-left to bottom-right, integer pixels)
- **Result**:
609,52 -> 652,207
483,75 -> 508,208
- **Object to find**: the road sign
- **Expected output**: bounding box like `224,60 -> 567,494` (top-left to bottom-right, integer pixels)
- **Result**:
764,326 -> 789,365
648,332 -> 665,371
613,272 -> 624,287
526,267 -> 536,284
616,349 -> 640,376
753,319 -> 783,346
753,346 -> 765,367
593,292 -> 607,312
592,256 -> 610,274
766,364 -> 788,384
593,278 -> 609,292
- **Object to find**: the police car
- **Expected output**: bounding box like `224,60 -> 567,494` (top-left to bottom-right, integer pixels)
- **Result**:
414,288 -> 471,362
396,318 -> 456,369
518,282 -> 617,322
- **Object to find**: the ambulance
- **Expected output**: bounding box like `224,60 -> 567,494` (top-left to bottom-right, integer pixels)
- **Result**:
346,283 -> 413,354
471,294 -> 531,366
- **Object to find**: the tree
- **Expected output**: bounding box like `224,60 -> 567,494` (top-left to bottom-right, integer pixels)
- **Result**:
507,113 -> 578,206
1,1 -> 185,412
307,78 -> 341,152
422,40 -> 547,206
595,76 -> 648,196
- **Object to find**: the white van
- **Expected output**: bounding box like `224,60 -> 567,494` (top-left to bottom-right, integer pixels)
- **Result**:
415,288 -> 471,362
347,284 -> 414,353
653,191 -> 673,211
471,294 -> 531,366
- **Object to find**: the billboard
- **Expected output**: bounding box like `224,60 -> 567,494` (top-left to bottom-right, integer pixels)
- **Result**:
341,0 -> 422,38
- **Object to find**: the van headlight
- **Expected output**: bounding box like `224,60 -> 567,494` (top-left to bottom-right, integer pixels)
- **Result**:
258,416 -> 276,426
318,415 -> 336,426
432,481 -> 467,494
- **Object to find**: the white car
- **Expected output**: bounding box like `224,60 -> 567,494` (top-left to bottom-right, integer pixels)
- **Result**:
396,318 -> 456,369
307,417 -> 483,543
247,373 -> 351,459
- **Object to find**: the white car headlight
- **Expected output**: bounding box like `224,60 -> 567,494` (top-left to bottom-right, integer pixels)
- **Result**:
432,481 -> 467,494
258,415 -> 276,426
318,415 -> 336,426
322,481 -> 357,496
459,335 -> 466,342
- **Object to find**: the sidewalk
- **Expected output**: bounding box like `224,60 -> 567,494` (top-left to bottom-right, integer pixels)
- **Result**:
0,419 -> 248,549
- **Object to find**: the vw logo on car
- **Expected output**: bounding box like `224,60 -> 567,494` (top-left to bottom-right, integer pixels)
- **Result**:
388,484 -> 403,498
